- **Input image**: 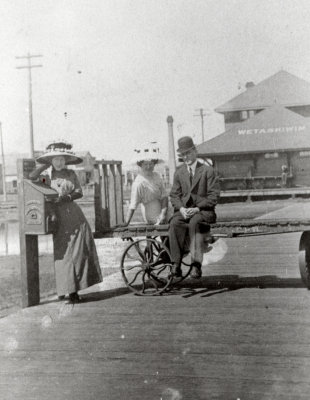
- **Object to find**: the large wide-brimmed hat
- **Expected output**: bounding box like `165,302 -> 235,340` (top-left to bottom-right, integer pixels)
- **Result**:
36,141 -> 83,165
133,142 -> 164,165
177,136 -> 196,154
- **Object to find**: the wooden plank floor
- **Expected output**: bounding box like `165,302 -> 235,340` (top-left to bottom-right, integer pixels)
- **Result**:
1,232 -> 310,399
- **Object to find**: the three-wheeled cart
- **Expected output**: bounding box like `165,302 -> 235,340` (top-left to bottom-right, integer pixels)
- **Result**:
113,219 -> 310,295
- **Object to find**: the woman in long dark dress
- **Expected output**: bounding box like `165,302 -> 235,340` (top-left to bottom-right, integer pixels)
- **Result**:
30,141 -> 102,303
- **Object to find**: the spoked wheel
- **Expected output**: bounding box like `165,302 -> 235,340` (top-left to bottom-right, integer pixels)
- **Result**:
299,231 -> 310,289
120,238 -> 173,295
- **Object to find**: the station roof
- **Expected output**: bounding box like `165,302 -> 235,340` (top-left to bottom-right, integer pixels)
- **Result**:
215,70 -> 310,113
197,105 -> 310,156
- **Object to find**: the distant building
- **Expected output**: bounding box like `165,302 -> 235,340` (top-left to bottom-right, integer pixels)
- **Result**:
197,70 -> 310,189
215,70 -> 310,130
1,152 -> 42,194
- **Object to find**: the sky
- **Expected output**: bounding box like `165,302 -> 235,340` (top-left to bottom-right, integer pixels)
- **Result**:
0,0 -> 310,165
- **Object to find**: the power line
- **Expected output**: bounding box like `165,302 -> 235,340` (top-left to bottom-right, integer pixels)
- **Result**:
16,53 -> 43,158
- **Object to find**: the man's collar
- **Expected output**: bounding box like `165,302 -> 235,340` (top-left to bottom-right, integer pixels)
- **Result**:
187,159 -> 198,174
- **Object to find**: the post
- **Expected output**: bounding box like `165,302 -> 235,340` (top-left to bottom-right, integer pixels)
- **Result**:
94,163 -> 110,232
167,116 -> 176,185
200,108 -> 205,142
116,163 -> 124,224
17,159 -> 40,307
194,108 -> 207,143
108,164 -> 117,226
93,164 -> 104,232
93,160 -> 124,233
27,57 -> 34,158
16,53 -> 43,158
0,122 -> 7,201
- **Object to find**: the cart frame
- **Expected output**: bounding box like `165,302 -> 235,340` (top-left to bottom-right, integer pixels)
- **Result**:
112,219 -> 310,295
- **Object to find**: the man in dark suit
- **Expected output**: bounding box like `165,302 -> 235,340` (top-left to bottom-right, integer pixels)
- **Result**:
169,136 -> 220,278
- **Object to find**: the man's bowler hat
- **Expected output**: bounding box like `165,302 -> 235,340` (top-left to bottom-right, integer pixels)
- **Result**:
177,136 -> 196,154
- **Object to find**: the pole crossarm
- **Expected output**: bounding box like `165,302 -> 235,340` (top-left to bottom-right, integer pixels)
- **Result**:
16,54 -> 43,59
16,65 -> 43,69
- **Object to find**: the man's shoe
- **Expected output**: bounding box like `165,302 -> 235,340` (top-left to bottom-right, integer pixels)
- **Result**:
190,264 -> 202,279
171,264 -> 182,278
67,292 -> 80,304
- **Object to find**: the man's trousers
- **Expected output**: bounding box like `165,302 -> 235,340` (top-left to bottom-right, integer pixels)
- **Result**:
168,210 -> 216,267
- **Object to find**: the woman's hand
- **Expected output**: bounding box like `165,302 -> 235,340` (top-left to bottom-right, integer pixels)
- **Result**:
29,164 -> 49,180
56,194 -> 72,203
113,222 -> 129,229
155,214 -> 167,225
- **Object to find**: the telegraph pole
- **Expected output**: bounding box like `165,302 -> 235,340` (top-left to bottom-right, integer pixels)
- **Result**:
0,123 -> 7,201
16,53 -> 43,158
194,108 -> 207,143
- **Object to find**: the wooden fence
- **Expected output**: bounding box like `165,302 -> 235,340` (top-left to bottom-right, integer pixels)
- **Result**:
93,160 -> 124,234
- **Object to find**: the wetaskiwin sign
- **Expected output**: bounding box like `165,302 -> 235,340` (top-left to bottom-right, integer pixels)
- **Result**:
238,126 -> 306,135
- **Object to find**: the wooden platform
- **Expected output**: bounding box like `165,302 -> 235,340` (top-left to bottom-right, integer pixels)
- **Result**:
1,232 -> 310,399
220,186 -> 310,201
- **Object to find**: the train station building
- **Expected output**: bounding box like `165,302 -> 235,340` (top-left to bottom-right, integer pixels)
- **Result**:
197,70 -> 310,190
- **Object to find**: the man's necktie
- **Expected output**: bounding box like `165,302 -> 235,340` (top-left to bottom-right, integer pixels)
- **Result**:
189,167 -> 193,184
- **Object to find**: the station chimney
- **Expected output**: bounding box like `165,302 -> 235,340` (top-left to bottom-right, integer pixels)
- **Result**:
167,116 -> 176,185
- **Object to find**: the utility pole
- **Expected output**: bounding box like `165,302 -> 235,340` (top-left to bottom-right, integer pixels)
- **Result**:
0,122 -> 7,201
194,108 -> 207,143
16,53 -> 43,158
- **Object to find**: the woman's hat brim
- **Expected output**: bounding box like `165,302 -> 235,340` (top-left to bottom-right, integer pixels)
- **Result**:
36,151 -> 83,165
135,157 -> 164,164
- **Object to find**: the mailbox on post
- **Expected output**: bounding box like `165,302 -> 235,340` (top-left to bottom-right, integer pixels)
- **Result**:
23,179 -> 58,234
17,158 -> 58,307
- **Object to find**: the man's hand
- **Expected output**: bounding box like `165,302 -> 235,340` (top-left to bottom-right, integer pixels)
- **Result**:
180,207 -> 189,219
180,207 -> 200,219
186,207 -> 200,217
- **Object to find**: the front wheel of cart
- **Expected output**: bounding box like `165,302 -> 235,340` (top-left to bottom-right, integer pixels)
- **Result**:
120,238 -> 173,295
299,231 -> 310,289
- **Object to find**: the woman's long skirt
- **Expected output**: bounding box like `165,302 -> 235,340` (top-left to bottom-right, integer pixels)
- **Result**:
53,201 -> 102,296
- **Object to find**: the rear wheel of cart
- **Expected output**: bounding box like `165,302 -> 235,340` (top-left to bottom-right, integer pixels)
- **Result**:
299,231 -> 310,289
120,238 -> 173,295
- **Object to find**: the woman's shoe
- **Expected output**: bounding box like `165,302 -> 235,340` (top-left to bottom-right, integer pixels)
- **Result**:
67,292 -> 80,303
58,295 -> 65,301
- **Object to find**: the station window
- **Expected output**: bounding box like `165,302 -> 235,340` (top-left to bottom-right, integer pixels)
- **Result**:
240,110 -> 255,120
240,110 -> 248,120
299,151 -> 310,157
264,152 -> 279,159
